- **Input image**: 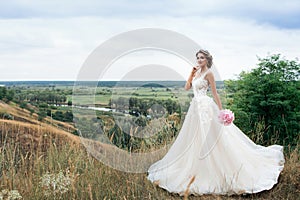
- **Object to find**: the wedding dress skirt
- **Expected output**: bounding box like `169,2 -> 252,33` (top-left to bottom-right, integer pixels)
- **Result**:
147,71 -> 285,195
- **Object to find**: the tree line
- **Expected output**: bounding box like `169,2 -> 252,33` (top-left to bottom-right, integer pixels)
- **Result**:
109,97 -> 182,117
0,87 -> 71,122
225,54 -> 299,147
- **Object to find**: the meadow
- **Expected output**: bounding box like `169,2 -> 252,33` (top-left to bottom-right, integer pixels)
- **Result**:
0,81 -> 299,199
0,119 -> 299,200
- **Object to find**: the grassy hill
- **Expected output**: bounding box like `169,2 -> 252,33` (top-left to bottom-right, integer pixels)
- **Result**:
0,101 -> 299,199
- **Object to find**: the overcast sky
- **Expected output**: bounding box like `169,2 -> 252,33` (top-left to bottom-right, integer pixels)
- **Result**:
0,0 -> 299,81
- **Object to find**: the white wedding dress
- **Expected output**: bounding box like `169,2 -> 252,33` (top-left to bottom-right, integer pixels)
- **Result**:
147,70 -> 285,195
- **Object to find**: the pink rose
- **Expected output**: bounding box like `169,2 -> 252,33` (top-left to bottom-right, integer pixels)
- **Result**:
218,109 -> 235,126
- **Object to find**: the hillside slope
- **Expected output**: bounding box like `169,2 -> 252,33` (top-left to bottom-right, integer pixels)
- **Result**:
0,101 -> 80,146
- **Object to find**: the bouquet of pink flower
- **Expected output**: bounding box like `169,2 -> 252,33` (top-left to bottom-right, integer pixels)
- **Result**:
218,109 -> 235,126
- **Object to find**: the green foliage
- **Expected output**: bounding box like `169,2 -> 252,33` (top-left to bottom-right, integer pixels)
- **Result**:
38,102 -> 48,109
134,116 -> 147,127
0,112 -> 14,120
226,54 -> 300,146
51,110 -> 73,122
74,117 -> 104,139
13,89 -> 67,104
107,124 -> 131,149
0,87 -> 15,103
112,97 -> 181,117
19,102 -> 28,109
6,90 -> 15,102
0,86 -> 7,100
38,110 -> 47,121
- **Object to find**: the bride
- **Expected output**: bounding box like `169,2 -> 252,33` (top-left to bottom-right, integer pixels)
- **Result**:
147,49 -> 285,195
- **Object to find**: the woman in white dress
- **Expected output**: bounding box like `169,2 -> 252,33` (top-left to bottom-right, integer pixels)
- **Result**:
147,49 -> 285,196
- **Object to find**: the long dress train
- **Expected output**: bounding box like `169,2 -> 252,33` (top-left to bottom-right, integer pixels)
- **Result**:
147,70 -> 285,195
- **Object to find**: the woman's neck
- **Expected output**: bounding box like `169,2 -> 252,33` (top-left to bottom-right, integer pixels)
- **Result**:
201,66 -> 209,72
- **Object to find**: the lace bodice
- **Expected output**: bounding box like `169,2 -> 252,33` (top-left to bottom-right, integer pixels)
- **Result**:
192,70 -> 209,98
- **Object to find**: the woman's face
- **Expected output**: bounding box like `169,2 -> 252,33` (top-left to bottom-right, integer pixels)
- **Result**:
196,53 -> 207,68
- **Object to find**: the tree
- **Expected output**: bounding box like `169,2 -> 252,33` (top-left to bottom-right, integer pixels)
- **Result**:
38,110 -> 47,121
0,87 -> 14,103
20,102 -> 28,109
5,90 -> 14,102
0,86 -> 7,100
64,111 -> 73,122
226,54 -> 300,147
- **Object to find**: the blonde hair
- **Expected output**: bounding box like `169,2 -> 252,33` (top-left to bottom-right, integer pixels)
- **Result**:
196,49 -> 213,68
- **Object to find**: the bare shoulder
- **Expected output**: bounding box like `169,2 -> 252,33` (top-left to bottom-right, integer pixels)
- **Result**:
205,71 -> 216,86
205,70 -> 215,80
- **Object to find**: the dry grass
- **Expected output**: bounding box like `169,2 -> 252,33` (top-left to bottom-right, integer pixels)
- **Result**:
0,102 -> 299,199
0,120 -> 299,200
0,101 -> 76,133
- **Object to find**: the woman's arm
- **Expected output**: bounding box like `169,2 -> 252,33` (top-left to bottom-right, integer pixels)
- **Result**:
185,67 -> 197,90
206,72 -> 223,110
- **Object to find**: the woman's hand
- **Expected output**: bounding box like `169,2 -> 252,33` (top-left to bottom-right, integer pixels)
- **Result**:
185,67 -> 198,90
191,66 -> 198,76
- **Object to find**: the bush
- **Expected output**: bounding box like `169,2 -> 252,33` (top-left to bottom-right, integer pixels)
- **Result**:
226,54 -> 300,147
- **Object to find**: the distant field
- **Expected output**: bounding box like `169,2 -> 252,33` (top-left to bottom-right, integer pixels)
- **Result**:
71,86 -> 195,106
1,80 -> 225,107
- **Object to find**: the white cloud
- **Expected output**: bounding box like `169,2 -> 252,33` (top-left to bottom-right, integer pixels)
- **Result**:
1,0 -> 299,28
0,1 -> 299,81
